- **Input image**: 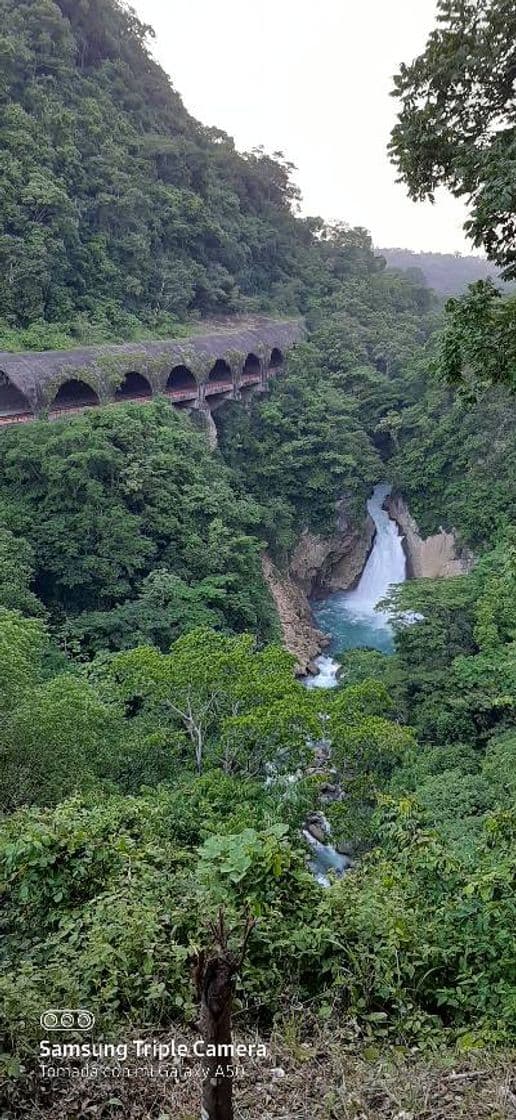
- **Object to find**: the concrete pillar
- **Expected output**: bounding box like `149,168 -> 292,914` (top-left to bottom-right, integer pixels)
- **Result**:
188,404 -> 218,450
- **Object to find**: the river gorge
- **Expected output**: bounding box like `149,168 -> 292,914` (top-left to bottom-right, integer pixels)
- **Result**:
301,482 -> 472,878
307,482 -> 406,688
299,483 -> 407,880
263,479 -> 470,679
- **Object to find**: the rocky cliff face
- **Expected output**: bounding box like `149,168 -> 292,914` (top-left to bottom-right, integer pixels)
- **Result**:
289,504 -> 375,598
262,504 -> 375,675
262,554 -> 329,674
386,494 -> 473,578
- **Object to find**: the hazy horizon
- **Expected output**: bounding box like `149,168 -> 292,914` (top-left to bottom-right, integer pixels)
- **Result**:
133,0 -> 477,256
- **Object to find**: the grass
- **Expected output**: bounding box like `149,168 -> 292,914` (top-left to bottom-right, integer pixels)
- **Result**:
4,1026 -> 515,1119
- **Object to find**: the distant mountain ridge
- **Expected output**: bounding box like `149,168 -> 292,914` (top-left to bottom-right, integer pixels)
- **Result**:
377,247 -> 504,297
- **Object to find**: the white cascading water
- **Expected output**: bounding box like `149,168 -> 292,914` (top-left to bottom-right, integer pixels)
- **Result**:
305,654 -> 340,689
307,483 -> 406,688
302,483 -> 407,882
345,482 -> 406,617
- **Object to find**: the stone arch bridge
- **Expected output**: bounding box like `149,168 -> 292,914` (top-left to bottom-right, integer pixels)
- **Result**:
0,318 -> 304,434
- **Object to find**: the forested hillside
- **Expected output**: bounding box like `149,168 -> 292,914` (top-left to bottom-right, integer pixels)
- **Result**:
0,0 -> 391,350
0,225 -> 435,660
0,1 -> 515,1118
378,248 -> 504,297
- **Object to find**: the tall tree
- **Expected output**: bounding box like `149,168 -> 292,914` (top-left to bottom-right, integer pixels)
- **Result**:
390,0 -> 516,390
390,0 -> 516,277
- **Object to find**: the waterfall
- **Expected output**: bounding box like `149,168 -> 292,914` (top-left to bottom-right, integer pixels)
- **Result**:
302,483 -> 407,882
302,829 -> 352,886
344,482 -> 406,620
305,654 -> 340,690
307,483 -> 406,688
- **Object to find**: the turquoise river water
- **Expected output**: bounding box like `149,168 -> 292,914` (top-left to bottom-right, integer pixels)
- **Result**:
307,483 -> 406,689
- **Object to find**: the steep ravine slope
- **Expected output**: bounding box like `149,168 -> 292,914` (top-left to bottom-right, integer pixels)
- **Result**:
261,554 -> 329,673
263,507 -> 375,673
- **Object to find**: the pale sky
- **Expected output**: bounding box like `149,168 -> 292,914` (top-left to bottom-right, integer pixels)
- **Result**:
133,0 -> 474,254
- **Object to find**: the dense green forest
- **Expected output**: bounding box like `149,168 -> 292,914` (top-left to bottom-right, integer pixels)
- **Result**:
0,1 -> 515,1118
0,0 -> 396,350
390,0 -> 516,392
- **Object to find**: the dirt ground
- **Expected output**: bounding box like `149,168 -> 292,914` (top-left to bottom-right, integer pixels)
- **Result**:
2,1026 -> 515,1120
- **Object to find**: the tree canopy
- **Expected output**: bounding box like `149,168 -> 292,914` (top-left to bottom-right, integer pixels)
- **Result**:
390,0 -> 516,391
390,0 -> 516,278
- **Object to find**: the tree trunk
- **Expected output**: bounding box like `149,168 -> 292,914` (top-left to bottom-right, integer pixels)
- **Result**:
194,911 -> 255,1120
199,954 -> 235,1120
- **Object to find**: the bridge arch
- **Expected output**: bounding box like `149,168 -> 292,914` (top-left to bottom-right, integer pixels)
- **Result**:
0,371 -> 32,418
51,379 -> 100,411
115,371 -> 152,400
269,347 -> 283,369
207,358 -> 232,387
242,353 -> 261,377
167,365 -> 197,394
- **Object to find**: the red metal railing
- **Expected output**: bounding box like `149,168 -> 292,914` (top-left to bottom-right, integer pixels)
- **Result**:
164,387 -> 198,401
48,401 -> 99,420
0,367 -> 283,428
204,379 -> 233,395
0,412 -> 33,426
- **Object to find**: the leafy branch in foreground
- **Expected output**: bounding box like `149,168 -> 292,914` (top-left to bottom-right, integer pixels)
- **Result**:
390,0 -> 516,278
437,281 -> 516,394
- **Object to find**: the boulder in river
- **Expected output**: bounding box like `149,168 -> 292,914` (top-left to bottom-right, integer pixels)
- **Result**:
320,782 -> 344,802
306,822 -> 326,843
305,811 -> 331,844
